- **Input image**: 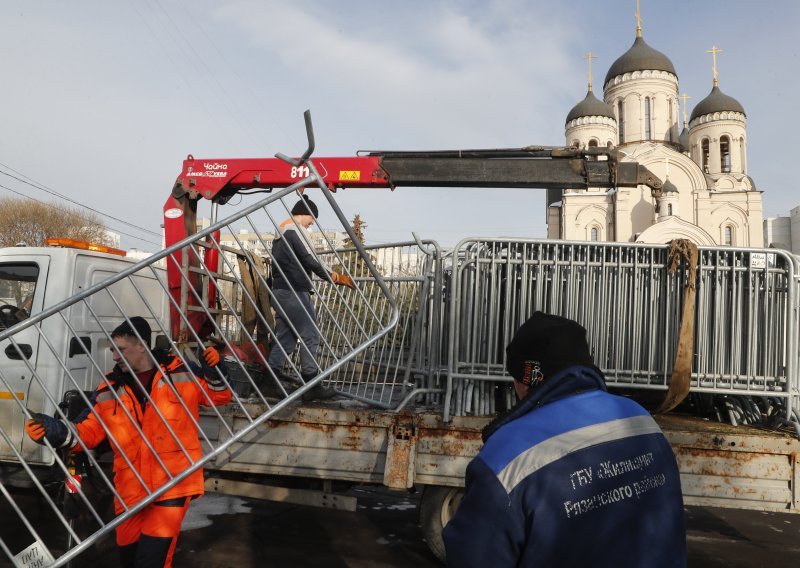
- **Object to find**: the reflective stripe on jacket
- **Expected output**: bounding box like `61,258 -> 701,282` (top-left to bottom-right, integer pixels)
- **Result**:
74,355 -> 231,510
139,357 -> 231,501
443,366 -> 686,568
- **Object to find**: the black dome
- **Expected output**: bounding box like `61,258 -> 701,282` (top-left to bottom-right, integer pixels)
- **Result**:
662,177 -> 678,193
678,126 -> 690,152
604,35 -> 677,85
566,89 -> 615,124
690,85 -> 746,122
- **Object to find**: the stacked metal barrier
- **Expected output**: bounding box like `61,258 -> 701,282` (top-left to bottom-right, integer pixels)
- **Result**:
0,178 -> 397,566
315,238 -> 444,409
444,238 -> 800,419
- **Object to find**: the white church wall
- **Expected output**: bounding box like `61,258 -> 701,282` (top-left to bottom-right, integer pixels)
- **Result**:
605,73 -> 678,145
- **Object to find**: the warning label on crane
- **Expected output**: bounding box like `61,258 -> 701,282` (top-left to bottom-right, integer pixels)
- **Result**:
339,170 -> 361,181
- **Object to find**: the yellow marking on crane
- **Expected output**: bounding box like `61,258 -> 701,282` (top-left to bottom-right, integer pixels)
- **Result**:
339,170 -> 361,181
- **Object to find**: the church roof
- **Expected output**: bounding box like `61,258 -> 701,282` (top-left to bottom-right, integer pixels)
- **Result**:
690,85 -> 746,121
662,177 -> 678,193
604,35 -> 677,85
565,88 -> 615,124
678,126 -> 690,152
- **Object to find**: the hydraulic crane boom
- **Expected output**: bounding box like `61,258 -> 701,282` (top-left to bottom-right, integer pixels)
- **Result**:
169,146 -> 662,204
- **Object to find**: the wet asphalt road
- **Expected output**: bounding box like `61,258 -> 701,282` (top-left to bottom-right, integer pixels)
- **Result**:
137,488 -> 800,567
3,486 -> 800,567
171,490 -> 800,568
172,487 -> 439,568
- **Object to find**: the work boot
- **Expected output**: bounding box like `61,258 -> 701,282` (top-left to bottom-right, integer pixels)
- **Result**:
300,373 -> 338,402
259,367 -> 301,399
301,384 -> 338,402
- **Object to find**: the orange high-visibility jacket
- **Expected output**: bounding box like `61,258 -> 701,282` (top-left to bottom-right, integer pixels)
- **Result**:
74,354 -> 231,511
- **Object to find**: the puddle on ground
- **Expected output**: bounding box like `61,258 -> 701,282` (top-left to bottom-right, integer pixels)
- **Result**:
182,494 -> 252,530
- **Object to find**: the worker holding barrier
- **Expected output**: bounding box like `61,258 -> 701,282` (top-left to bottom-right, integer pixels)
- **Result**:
267,196 -> 356,401
25,316 -> 232,568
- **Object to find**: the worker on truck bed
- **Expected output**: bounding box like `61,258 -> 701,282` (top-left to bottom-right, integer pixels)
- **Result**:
267,195 -> 355,401
443,312 -> 687,568
25,316 -> 232,568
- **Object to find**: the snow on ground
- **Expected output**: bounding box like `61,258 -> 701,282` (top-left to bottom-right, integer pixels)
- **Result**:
181,494 -> 252,530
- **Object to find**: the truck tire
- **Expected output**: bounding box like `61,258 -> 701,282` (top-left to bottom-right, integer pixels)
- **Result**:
419,485 -> 463,563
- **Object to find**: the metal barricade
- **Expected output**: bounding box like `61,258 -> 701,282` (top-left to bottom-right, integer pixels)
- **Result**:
316,237 -> 444,409
444,238 -> 800,419
0,170 -> 397,564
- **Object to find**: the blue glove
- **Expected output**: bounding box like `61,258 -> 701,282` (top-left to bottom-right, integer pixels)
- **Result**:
25,412 -> 72,448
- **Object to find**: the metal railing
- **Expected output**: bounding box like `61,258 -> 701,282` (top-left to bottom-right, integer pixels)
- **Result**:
315,236 -> 444,409
444,238 -> 800,419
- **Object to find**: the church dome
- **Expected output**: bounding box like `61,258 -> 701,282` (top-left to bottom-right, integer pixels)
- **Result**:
690,85 -> 746,121
678,126 -> 690,152
604,35 -> 677,85
662,177 -> 678,193
565,88 -> 615,124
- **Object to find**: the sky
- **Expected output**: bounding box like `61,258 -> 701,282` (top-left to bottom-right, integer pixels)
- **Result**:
0,0 -> 797,250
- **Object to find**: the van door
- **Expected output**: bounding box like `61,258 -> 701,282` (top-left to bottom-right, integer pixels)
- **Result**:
0,258 -> 50,463
70,254 -> 170,389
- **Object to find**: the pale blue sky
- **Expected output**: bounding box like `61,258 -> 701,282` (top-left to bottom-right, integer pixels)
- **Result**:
0,1 -> 796,248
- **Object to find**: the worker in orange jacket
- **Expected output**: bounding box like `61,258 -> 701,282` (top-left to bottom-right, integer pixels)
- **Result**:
25,317 -> 232,567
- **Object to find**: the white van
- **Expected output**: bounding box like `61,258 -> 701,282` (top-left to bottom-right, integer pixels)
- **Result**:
0,241 -> 168,473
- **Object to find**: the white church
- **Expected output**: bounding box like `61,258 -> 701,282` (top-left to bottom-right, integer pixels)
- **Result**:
548,18 -> 763,247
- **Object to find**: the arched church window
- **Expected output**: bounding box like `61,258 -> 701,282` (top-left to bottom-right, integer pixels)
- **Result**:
667,204 -> 673,216
644,97 -> 652,140
720,136 -> 731,173
724,225 -> 734,246
701,139 -> 710,173
587,139 -> 598,160
590,227 -> 599,241
617,101 -> 625,144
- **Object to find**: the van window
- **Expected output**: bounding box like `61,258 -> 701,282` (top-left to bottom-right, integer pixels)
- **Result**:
0,263 -> 39,329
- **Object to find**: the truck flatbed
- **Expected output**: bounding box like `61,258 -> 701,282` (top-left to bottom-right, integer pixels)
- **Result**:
202,402 -> 800,513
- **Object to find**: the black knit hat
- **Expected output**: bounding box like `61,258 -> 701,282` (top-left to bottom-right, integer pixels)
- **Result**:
505,312 -> 594,387
291,196 -> 319,218
111,316 -> 152,347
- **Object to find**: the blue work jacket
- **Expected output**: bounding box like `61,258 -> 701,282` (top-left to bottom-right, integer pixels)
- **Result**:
443,366 -> 686,567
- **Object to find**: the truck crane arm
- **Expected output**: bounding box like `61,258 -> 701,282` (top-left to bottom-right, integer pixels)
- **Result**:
168,146 -> 662,205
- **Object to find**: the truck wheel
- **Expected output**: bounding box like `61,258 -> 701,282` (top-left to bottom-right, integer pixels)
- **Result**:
419,485 -> 463,563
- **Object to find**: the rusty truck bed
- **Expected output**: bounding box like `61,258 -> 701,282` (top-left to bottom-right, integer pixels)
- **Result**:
202,402 -> 800,513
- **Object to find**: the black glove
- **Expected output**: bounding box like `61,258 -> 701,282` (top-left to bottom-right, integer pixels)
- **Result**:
25,412 -> 72,448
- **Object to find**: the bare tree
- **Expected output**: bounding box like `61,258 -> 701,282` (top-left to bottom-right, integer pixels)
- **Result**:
0,197 -> 111,247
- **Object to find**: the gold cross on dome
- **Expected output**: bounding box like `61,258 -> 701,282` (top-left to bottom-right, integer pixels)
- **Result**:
635,0 -> 643,37
680,93 -> 692,125
707,45 -> 723,86
583,52 -> 597,90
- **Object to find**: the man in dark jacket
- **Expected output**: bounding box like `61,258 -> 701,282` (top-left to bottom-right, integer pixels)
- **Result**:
267,196 -> 354,400
442,312 -> 686,567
